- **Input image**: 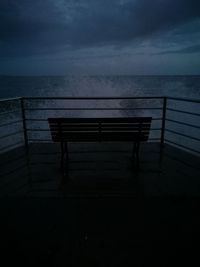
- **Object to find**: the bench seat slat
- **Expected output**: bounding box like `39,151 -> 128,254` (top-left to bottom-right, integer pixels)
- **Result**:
48,117 -> 152,123
51,126 -> 150,132
48,117 -> 152,143
50,127 -> 99,132
51,133 -> 149,142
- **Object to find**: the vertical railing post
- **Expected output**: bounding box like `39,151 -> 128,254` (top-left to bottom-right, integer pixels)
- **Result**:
21,98 -> 28,150
160,97 -> 167,167
20,97 -> 32,188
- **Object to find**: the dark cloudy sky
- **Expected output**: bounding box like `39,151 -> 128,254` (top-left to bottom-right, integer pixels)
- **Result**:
0,0 -> 200,75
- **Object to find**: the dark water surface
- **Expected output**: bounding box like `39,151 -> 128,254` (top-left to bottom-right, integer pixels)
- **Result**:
0,75 -> 200,98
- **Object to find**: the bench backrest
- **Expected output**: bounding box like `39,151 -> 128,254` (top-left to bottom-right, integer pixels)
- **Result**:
48,117 -> 152,142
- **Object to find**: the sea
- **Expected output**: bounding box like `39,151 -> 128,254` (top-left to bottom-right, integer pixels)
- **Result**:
0,75 -> 200,98
0,75 -> 200,153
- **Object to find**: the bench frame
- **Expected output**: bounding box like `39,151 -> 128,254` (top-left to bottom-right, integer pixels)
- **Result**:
48,117 -> 152,175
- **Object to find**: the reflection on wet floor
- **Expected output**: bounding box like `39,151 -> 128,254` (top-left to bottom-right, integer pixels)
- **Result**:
0,142 -> 200,197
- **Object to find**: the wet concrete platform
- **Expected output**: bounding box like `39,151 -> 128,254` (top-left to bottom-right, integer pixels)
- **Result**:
1,143 -> 200,266
0,142 -> 200,197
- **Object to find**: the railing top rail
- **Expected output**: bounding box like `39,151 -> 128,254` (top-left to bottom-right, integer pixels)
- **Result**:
22,96 -> 200,102
0,96 -> 199,103
0,97 -> 22,103
22,96 -> 164,100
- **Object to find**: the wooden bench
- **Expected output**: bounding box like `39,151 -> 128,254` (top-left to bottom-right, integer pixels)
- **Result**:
48,117 -> 152,174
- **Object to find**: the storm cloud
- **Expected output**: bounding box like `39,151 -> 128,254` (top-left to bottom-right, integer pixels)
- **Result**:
0,0 -> 200,74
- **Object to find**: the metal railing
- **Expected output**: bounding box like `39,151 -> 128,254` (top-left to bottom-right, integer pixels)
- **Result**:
0,96 -> 199,153
165,97 -> 200,155
22,96 -> 163,143
0,96 -> 200,195
0,97 -> 28,195
0,97 -> 24,152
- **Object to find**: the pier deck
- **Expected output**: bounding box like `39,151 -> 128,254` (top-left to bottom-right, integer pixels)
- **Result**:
1,142 -> 199,197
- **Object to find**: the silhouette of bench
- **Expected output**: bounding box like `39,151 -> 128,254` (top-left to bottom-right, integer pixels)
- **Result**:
48,117 -> 152,174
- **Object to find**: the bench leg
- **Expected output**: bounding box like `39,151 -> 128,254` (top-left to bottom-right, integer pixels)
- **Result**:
132,142 -> 140,171
61,142 -> 69,178
135,142 -> 140,171
132,142 -> 136,158
60,142 -> 64,171
60,142 -> 69,175
64,142 -> 68,160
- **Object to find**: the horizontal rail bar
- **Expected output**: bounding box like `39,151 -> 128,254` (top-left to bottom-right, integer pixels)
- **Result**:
0,97 -> 22,103
166,129 -> 200,141
165,139 -> 200,154
0,131 -> 23,139
24,107 -> 162,111
23,96 -> 165,100
0,109 -> 21,116
167,96 -> 200,103
167,108 -> 200,116
0,141 -> 23,152
166,119 -> 200,129
0,120 -> 22,128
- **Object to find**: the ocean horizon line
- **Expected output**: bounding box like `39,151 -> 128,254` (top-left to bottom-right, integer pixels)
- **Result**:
0,74 -> 200,78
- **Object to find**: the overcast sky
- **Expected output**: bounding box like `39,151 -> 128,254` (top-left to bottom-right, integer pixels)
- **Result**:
0,0 -> 200,75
